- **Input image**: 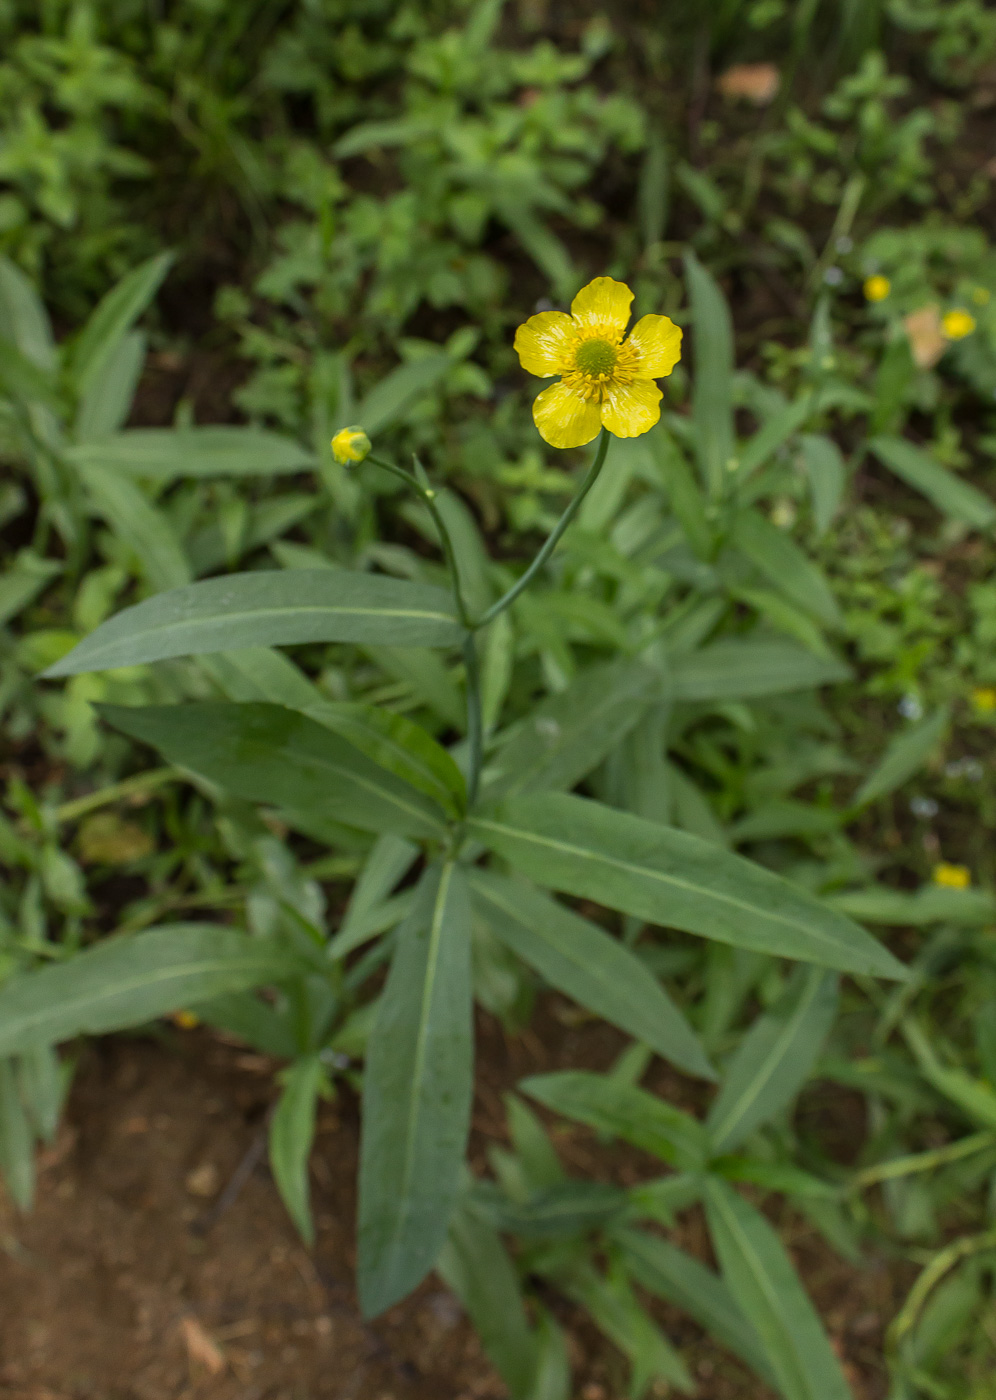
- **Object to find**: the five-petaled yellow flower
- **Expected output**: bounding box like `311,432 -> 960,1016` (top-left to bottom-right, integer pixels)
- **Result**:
331,426 -> 371,464
942,309 -> 975,341
933,862 -> 971,890
864,275 -> 891,303
514,277 -> 682,449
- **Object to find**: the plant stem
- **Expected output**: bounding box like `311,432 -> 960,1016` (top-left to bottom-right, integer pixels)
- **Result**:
55,767 -> 177,824
475,429 -> 610,629
462,632 -> 484,806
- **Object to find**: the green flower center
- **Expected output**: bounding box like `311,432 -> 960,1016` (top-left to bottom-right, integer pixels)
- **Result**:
574,338 -> 618,376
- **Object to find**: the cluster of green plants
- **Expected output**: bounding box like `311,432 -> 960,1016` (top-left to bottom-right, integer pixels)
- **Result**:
4,3 -> 996,1399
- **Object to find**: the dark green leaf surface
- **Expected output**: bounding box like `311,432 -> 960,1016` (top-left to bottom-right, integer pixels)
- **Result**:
469,1178 -> 627,1238
67,426 -> 315,480
470,870 -> 714,1080
45,570 -> 465,676
732,508 -> 842,629
100,701 -> 448,841
870,435 -> 996,528
269,1054 -> 324,1246
852,706 -> 950,809
0,925 -> 302,1055
705,1179 -> 853,1400
470,793 -> 906,978
522,1071 -> 707,1168
358,863 -> 474,1317
685,251 -> 734,493
667,639 -> 850,701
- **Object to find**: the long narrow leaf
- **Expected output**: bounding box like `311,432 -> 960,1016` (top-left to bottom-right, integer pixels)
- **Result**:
67,425 -> 315,480
869,436 -> 996,528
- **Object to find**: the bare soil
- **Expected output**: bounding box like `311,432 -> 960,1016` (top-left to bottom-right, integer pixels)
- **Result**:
0,1007 -> 906,1400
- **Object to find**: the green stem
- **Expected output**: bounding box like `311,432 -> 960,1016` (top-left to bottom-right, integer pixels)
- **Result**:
55,767 -> 177,824
475,429 -> 611,630
462,633 -> 483,806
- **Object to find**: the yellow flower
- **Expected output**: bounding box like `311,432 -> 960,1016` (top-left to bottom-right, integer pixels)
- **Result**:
172,1010 -> 199,1029
331,426 -> 371,464
514,277 -> 682,449
972,686 -> 996,713
933,862 -> 971,890
942,309 -> 976,340
863,275 -> 891,303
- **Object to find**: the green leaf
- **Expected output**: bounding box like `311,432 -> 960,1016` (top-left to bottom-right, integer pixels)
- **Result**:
0,925 -> 302,1055
330,833 -> 420,959
685,251 -> 734,493
470,1178 -> 627,1238
0,333 -> 61,411
731,509 -> 842,629
704,1178 -> 853,1400
470,793 -> 907,978
0,1059 -> 34,1211
352,353 -> 453,434
16,1044 -> 67,1142
736,396 -> 813,482
667,639 -> 850,701
269,1054 -> 325,1246
706,968 -> 839,1152
470,870 -> 714,1080
827,885 -> 996,927
852,706 -> 950,808
0,257 -> 55,370
487,660 -> 658,800
869,436 -> 996,528
69,251 -> 173,403
437,1201 -> 540,1400
67,425 -> 315,480
563,1260 -> 693,1395
0,549 -> 61,627
80,463 -> 191,591
45,569 -> 465,676
799,434 -> 846,536
75,330 -> 146,442
358,862 -> 474,1317
100,701 -> 448,842
522,1071 -> 707,1168
614,1227 -> 774,1384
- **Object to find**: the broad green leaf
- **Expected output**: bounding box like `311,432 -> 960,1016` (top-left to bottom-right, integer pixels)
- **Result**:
70,251 -> 173,404
269,1054 -> 325,1246
522,1071 -> 707,1168
0,549 -> 61,626
486,660 -> 658,800
67,426 -> 315,480
470,793 -> 907,978
852,706 -> 949,808
869,436 -> 996,528
562,1261 -> 693,1395
0,257 -> 55,370
0,1059 -> 34,1211
732,508 -> 842,629
45,569 -> 465,676
100,701 -> 448,841
614,1227 -> 774,1384
667,639 -> 850,701
75,330 -> 146,442
0,925 -> 302,1055
470,1178 -> 627,1238
704,1178 -> 853,1400
358,863 -> 474,1317
470,870 -> 714,1080
800,434 -> 846,536
685,251 -> 734,494
706,968 -> 839,1152
353,352 -> 453,435
437,1201 -> 540,1400
80,463 -> 191,591
529,1309 -> 572,1400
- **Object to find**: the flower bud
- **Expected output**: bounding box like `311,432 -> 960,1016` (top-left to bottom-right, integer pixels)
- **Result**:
331,426 -> 371,464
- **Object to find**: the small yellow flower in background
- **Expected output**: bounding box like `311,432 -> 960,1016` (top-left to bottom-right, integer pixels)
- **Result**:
514,276 -> 682,449
972,686 -> 996,713
972,286 -> 991,306
942,308 -> 976,340
331,426 -> 371,464
864,275 -> 891,303
172,1011 -> 199,1029
933,862 -> 971,890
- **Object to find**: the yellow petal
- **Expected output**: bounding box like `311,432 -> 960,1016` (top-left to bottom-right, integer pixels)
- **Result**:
626,315 -> 683,378
532,379 -> 603,449
570,277 -> 633,337
514,311 -> 578,377
599,378 -> 662,439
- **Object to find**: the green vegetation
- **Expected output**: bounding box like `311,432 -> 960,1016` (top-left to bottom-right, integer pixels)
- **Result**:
3,2 -> 996,1395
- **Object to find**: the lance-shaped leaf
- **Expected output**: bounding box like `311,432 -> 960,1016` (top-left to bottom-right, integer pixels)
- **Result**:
66,425 -> 315,480
100,702 -> 448,841
44,569 -> 465,676
870,435 -> 996,529
704,1178 -> 853,1400
470,870 -> 714,1080
613,1227 -> 774,1384
469,1178 -> 627,1238
685,251 -> 734,495
470,793 -> 907,979
269,1054 -> 326,1246
358,863 -> 474,1317
522,1071 -> 707,1169
706,967 -> 838,1153
852,706 -> 949,809
732,508 -> 842,629
0,925 -> 302,1055
666,639 -> 850,702
69,250 -> 173,404
562,1260 -> 693,1394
